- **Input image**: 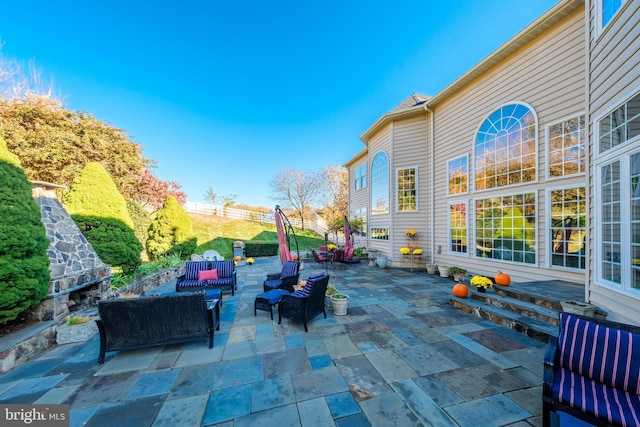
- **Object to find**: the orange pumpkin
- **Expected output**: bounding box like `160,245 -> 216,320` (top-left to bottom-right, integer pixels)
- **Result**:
234,256 -> 242,262
495,271 -> 511,286
452,283 -> 469,298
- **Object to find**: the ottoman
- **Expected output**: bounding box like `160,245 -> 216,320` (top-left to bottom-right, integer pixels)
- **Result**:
254,289 -> 290,320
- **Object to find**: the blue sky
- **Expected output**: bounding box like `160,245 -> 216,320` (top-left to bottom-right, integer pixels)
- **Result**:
1,1 -> 558,208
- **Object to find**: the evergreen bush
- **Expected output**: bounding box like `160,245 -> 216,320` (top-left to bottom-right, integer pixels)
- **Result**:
63,162 -> 141,271
0,138 -> 51,324
146,196 -> 197,259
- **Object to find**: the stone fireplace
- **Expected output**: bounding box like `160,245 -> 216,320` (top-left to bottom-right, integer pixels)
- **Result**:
31,181 -> 111,322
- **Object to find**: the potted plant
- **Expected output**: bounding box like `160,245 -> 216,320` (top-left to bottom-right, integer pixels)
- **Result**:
330,293 -> 349,315
56,314 -> 98,345
438,265 -> 450,278
325,283 -> 339,308
449,266 -> 467,281
470,275 -> 493,293
426,264 -> 438,274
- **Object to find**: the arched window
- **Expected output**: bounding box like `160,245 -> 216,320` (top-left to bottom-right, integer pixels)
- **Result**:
474,103 -> 537,190
371,151 -> 389,214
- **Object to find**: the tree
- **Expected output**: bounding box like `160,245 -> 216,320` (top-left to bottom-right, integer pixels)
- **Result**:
320,165 -> 348,232
270,167 -> 322,230
204,187 -> 216,204
0,96 -> 186,208
63,162 -> 142,271
126,198 -> 152,254
146,196 -> 197,260
0,136 -> 50,324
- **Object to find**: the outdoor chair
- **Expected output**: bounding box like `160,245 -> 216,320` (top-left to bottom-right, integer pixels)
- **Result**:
263,261 -> 300,293
278,273 -> 330,332
311,249 -> 330,264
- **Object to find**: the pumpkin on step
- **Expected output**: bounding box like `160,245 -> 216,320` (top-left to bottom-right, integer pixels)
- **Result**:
452,283 -> 469,298
495,271 -> 511,286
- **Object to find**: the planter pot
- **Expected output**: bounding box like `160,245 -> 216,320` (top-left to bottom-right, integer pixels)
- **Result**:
560,300 -> 596,317
330,295 -> 349,315
377,257 -> 388,269
453,273 -> 465,282
56,319 -> 98,345
438,266 -> 450,278
476,286 -> 486,293
426,264 -> 438,275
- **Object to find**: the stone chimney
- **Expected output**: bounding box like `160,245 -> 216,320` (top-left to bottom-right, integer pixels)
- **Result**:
31,181 -> 111,321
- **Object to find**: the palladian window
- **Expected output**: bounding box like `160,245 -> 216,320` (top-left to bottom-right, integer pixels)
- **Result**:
475,103 -> 537,190
371,151 -> 389,214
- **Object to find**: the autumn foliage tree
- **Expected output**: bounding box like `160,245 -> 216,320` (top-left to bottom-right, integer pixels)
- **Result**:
269,167 -> 323,230
63,162 -> 142,271
0,96 -> 186,207
0,136 -> 50,324
146,196 -> 197,260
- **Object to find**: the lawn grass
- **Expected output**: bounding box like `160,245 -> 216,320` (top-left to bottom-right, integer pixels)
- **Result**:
190,213 -> 325,259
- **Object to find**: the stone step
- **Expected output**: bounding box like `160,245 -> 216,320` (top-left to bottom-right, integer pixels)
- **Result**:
470,290 -> 560,326
449,296 -> 559,343
492,285 -> 564,311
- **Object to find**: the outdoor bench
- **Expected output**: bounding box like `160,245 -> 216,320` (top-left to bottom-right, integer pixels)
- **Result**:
95,292 -> 219,364
175,260 -> 237,295
543,312 -> 640,427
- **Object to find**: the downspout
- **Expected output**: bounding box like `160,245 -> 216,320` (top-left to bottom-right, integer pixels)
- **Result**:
424,105 -> 435,264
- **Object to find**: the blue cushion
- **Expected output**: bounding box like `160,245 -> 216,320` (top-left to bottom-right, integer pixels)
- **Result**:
553,367 -> 640,426
204,289 -> 221,301
185,261 -> 210,281
264,279 -> 282,290
558,312 -> 640,394
257,289 -> 286,304
281,261 -> 299,278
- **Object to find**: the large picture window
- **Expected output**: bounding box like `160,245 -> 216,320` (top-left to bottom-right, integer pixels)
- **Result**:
448,155 -> 468,195
475,103 -> 537,190
352,207 -> 367,238
397,167 -> 417,211
549,187 -> 586,269
371,151 -> 389,214
475,193 -> 536,264
449,202 -> 468,254
598,92 -> 640,153
600,160 -> 622,284
548,115 -> 585,178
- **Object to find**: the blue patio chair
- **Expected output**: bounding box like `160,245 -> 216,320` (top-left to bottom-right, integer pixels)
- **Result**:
263,261 -> 300,293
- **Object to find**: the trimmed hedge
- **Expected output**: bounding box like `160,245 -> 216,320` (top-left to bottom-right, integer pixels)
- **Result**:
146,196 -> 197,260
244,242 -> 279,257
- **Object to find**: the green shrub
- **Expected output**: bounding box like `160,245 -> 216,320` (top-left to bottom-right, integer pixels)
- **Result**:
73,216 -> 142,272
244,241 -> 279,257
146,196 -> 197,260
64,162 -> 141,271
0,138 -> 51,324
126,198 -> 151,251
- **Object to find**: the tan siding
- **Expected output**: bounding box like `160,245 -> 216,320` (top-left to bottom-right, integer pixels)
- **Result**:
428,9 -> 586,283
588,0 -> 640,324
391,116 -> 429,265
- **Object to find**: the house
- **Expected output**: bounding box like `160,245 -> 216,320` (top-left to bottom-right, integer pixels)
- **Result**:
345,0 -> 640,324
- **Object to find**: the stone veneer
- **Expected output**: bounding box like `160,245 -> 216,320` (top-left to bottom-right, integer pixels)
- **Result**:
30,181 -> 111,321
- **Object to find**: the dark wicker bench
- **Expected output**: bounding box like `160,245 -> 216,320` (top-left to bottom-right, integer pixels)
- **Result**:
95,292 -> 219,364
543,312 -> 640,427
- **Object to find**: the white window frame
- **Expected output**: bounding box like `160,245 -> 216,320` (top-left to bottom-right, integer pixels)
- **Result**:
473,191 -> 538,265
354,163 -> 367,191
545,185 -> 587,271
473,102 -> 539,193
596,0 -> 626,36
593,87 -> 640,298
396,166 -> 418,212
447,154 -> 469,196
545,113 -> 586,180
371,151 -> 389,215
448,200 -> 469,256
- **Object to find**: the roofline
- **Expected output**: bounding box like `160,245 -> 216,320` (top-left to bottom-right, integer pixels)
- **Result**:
427,0 -> 584,108
344,147 -> 368,168
359,103 -> 428,143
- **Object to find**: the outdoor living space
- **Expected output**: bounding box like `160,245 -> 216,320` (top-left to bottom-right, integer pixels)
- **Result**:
0,257 -> 549,426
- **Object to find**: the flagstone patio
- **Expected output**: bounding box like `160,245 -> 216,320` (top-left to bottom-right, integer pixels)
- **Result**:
0,256 -> 548,426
